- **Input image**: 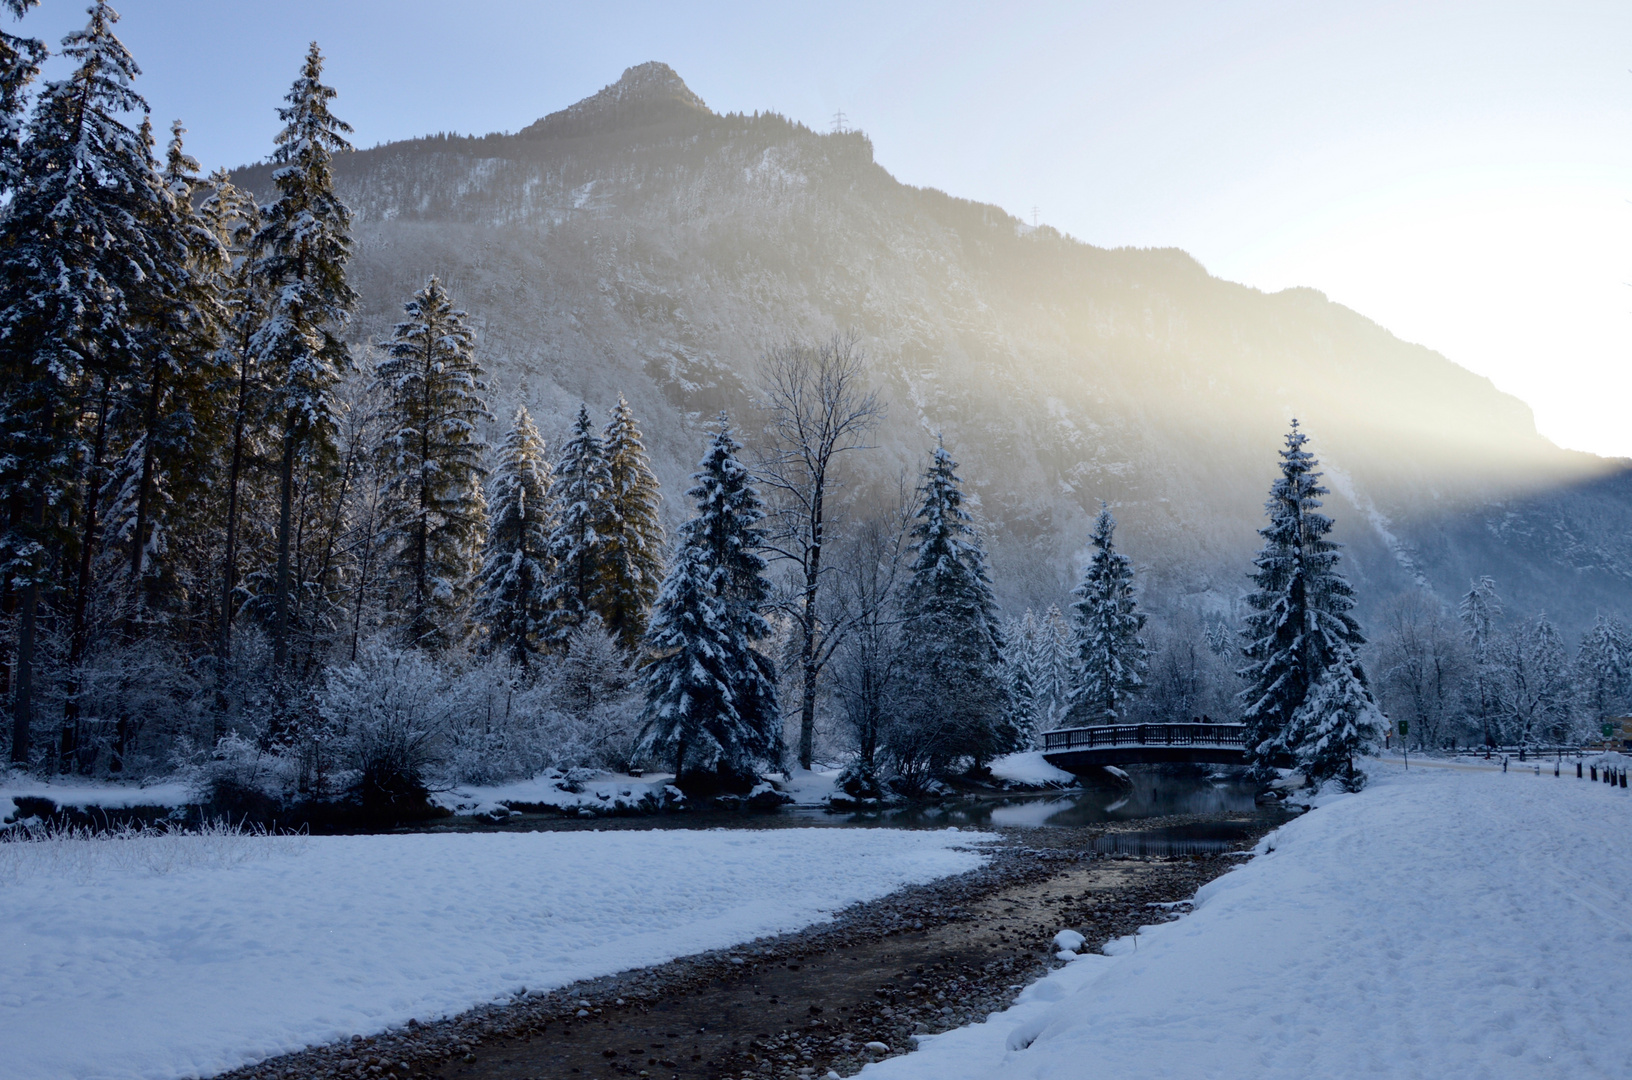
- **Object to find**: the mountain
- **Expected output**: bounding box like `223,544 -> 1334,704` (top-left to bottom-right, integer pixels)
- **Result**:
231,63 -> 1632,635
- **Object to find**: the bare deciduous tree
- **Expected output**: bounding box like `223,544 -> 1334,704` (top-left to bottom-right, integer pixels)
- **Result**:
755,331 -> 883,769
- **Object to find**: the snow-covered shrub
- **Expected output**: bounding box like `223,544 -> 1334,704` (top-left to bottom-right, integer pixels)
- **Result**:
318,643 -> 443,806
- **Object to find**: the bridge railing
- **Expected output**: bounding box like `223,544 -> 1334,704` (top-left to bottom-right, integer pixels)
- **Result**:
1043,723 -> 1249,752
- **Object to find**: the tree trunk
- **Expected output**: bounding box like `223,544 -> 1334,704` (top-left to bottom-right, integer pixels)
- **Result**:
10,493 -> 44,765
61,379 -> 113,772
272,415 -> 297,672
214,354 -> 251,725
796,477 -> 826,769
129,359 -> 165,587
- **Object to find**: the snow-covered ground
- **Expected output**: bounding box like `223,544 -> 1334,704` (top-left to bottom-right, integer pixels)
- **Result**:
431,770 -> 678,816
2,772 -> 194,818
863,761 -> 1631,1080
2,827 -> 992,1080
986,751 -> 1077,788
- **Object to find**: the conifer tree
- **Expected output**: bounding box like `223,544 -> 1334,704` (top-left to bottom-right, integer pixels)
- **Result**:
250,42 -> 356,672
1576,614 -> 1632,723
1068,504 -> 1148,724
0,1 -> 169,763
636,415 -> 779,786
204,170 -> 266,675
474,406 -> 555,667
0,0 -> 42,192
596,396 -> 664,652
542,404 -> 611,648
892,441 -> 1013,774
1238,422 -> 1381,788
374,276 -> 491,650
1458,575 -> 1504,746
111,120 -> 230,610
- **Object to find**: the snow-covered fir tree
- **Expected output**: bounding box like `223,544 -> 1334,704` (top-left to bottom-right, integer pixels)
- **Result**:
0,0 -> 42,193
1576,614 -> 1632,724
109,120 -> 231,610
636,416 -> 779,788
474,406 -> 555,667
893,440 -> 1014,776
374,276 -> 491,650
543,404 -> 612,648
0,1 -> 175,763
249,42 -> 356,671
1238,422 -> 1382,789
1458,576 -> 1504,746
1002,610 -> 1048,746
596,396 -> 664,653
1068,503 -> 1148,724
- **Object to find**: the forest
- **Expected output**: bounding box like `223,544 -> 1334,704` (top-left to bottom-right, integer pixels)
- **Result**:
3,5 -> 1627,819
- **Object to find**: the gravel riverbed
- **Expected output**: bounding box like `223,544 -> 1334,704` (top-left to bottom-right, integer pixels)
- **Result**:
210,811 -> 1286,1080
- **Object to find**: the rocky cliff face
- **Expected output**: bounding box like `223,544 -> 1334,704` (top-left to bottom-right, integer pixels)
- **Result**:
232,63 -> 1632,633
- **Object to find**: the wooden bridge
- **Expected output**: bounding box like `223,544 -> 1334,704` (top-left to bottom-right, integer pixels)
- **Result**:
1042,722 -> 1256,771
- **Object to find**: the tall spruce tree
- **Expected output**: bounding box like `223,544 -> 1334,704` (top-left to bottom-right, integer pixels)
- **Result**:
250,42 -> 356,672
1238,422 -> 1381,788
636,415 -> 779,787
596,396 -> 664,652
893,441 -> 1014,774
0,0 -> 42,192
111,120 -> 229,612
0,1 -> 169,764
1068,503 -> 1148,724
374,276 -> 491,650
1576,614 -> 1632,724
1458,576 -> 1504,746
203,170 -> 266,678
474,406 -> 555,667
542,404 -> 611,648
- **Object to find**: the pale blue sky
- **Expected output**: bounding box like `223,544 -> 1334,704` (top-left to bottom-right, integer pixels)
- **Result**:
20,1 -> 1632,456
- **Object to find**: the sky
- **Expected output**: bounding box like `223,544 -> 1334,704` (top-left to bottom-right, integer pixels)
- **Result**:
21,0 -> 1632,457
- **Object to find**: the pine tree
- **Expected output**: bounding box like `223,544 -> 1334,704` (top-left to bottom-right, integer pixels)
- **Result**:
893,440 -> 1013,775
1238,422 -> 1381,788
636,415 -> 779,788
474,406 -> 555,667
110,120 -> 230,612
250,42 -> 356,672
1068,503 -> 1148,724
0,0 -> 42,193
1576,614 -> 1632,723
1458,576 -> 1504,746
203,170 -> 266,677
374,276 -> 491,649
596,395 -> 664,653
0,1 -> 169,764
542,404 -> 611,648
1039,603 -> 1075,724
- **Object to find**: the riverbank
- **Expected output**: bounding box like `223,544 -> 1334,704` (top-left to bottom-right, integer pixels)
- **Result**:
859,760 -> 1632,1080
193,810 -> 1280,1080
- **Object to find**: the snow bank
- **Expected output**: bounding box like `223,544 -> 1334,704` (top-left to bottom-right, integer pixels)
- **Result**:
987,751 -> 1077,787
2,774 -> 194,819
432,770 -> 674,816
863,763 -> 1631,1080
2,827 -> 991,1080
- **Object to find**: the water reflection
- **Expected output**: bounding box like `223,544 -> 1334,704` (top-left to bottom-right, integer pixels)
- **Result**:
805,769 -> 1267,830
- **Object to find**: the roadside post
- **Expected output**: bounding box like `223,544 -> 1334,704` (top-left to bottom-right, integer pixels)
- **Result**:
1398,719 -> 1408,769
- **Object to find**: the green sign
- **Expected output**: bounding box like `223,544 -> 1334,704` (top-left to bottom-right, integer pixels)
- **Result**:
1397,719 -> 1408,737
1604,722 -> 1617,739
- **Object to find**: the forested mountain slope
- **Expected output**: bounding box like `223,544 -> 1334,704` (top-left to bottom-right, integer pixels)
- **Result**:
231,62 -> 1632,632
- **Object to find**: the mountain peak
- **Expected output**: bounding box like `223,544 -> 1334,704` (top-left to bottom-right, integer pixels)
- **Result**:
521,62 -> 712,140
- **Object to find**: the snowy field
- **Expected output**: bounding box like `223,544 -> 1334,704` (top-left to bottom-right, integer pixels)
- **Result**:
863,762 -> 1631,1080
2,827 -> 991,1080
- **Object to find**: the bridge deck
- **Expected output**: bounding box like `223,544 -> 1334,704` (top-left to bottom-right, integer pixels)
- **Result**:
1042,722 -> 1253,770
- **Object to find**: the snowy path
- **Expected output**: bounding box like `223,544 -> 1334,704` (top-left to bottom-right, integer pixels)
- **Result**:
1,827 -> 990,1080
862,763 -> 1632,1080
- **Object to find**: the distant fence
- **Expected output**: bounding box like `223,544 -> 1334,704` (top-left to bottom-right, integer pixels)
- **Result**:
1043,723 -> 1249,753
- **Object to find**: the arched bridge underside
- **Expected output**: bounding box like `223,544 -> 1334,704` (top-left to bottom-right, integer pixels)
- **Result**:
1043,723 -> 1263,771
